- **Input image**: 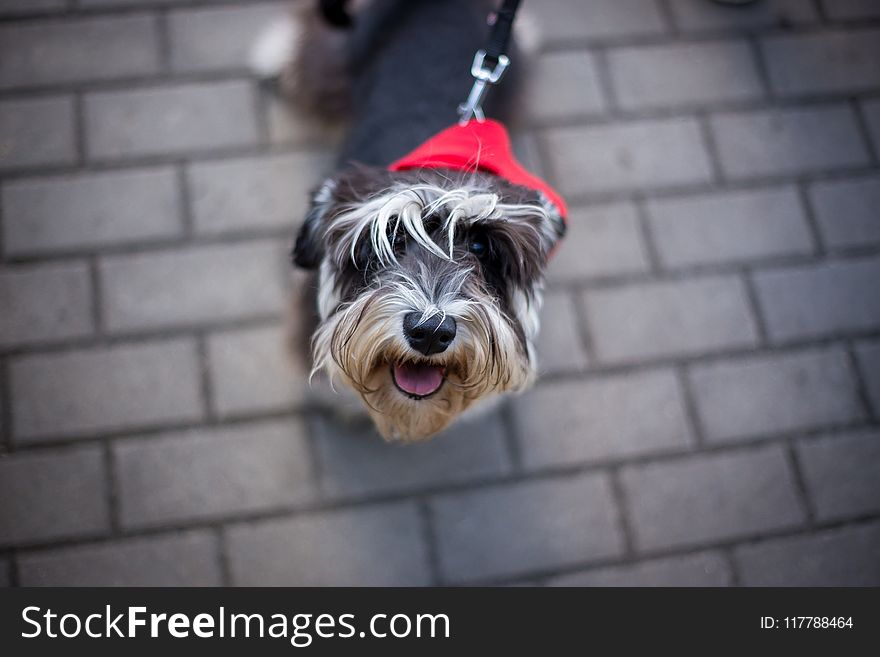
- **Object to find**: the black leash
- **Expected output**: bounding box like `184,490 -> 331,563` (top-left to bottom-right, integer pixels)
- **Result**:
458,0 -> 522,125
483,0 -> 522,68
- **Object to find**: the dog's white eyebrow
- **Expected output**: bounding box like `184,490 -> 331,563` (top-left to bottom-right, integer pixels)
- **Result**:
334,183 -> 549,266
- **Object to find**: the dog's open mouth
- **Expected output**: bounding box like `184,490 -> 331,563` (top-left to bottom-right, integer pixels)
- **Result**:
391,361 -> 445,399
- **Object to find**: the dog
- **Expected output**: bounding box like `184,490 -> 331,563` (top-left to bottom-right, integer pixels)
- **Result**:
253,0 -> 566,441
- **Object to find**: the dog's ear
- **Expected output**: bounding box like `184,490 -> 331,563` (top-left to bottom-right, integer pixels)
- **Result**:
292,178 -> 337,269
536,191 -> 567,256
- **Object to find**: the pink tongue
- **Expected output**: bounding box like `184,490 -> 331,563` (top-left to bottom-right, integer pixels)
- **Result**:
393,363 -> 444,396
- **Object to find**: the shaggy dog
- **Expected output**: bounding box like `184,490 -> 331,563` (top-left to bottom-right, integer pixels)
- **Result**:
253,0 -> 566,441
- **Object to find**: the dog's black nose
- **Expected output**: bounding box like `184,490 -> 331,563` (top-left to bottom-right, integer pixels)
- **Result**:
403,312 -> 457,356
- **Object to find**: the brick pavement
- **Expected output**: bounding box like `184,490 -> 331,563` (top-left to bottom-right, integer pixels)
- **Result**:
0,0 -> 878,586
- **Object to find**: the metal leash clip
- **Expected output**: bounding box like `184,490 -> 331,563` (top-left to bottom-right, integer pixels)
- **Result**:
457,49 -> 510,126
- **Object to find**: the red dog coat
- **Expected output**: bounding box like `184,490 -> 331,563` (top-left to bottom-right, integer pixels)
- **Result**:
389,119 -> 568,223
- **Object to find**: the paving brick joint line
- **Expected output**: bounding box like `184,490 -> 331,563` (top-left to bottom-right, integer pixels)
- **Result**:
1,0 -> 879,587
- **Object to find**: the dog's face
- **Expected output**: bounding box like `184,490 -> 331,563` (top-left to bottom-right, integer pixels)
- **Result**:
294,167 -> 565,441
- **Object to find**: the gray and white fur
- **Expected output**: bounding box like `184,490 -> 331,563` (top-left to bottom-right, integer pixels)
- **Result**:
253,0 -> 564,441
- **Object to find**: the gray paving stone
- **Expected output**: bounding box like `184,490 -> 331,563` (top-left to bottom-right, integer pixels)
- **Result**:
548,551 -> 731,586
11,339 -> 204,442
18,530 -> 222,586
646,186 -> 813,267
314,409 -> 512,499
809,175 -> 880,249
0,0 -> 876,591
544,118 -> 713,197
265,92 -> 345,147
863,98 -> 880,155
115,419 -> 313,529
689,347 -> 864,443
514,369 -> 693,470
525,51 -> 606,121
667,0 -> 817,32
431,474 -> 623,582
513,130 -> 547,174
188,151 -> 331,235
856,339 -> 880,414
510,134 -> 549,177
2,167 -> 182,255
169,2 -> 290,73
535,291 -> 589,374
513,130 -> 551,173
609,40 -> 762,110
711,106 -> 870,179
755,256 -> 880,341
516,130 -> 547,178
85,81 -> 259,159
547,203 -> 650,282
513,132 -> 547,178
530,0 -> 666,43
585,275 -> 758,364
0,14 -> 160,88
207,323 -> 309,417
226,502 -> 430,586
622,445 -> 806,551
0,0 -> 66,15
0,262 -> 93,347
0,96 -> 75,171
78,0 -> 179,6
823,0 -> 880,19
736,522 -> 880,586
797,430 -> 880,522
763,29 -> 880,97
0,446 -> 109,546
100,241 -> 286,331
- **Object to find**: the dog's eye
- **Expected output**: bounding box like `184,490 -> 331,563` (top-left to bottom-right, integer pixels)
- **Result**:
468,238 -> 488,256
391,232 -> 408,258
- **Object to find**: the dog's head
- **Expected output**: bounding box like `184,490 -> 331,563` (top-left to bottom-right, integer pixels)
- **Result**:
293,166 -> 565,441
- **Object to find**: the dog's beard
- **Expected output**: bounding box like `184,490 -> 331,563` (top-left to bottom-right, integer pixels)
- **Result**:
311,269 -> 537,442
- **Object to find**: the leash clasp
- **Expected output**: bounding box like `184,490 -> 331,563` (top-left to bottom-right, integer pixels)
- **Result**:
458,49 -> 510,126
